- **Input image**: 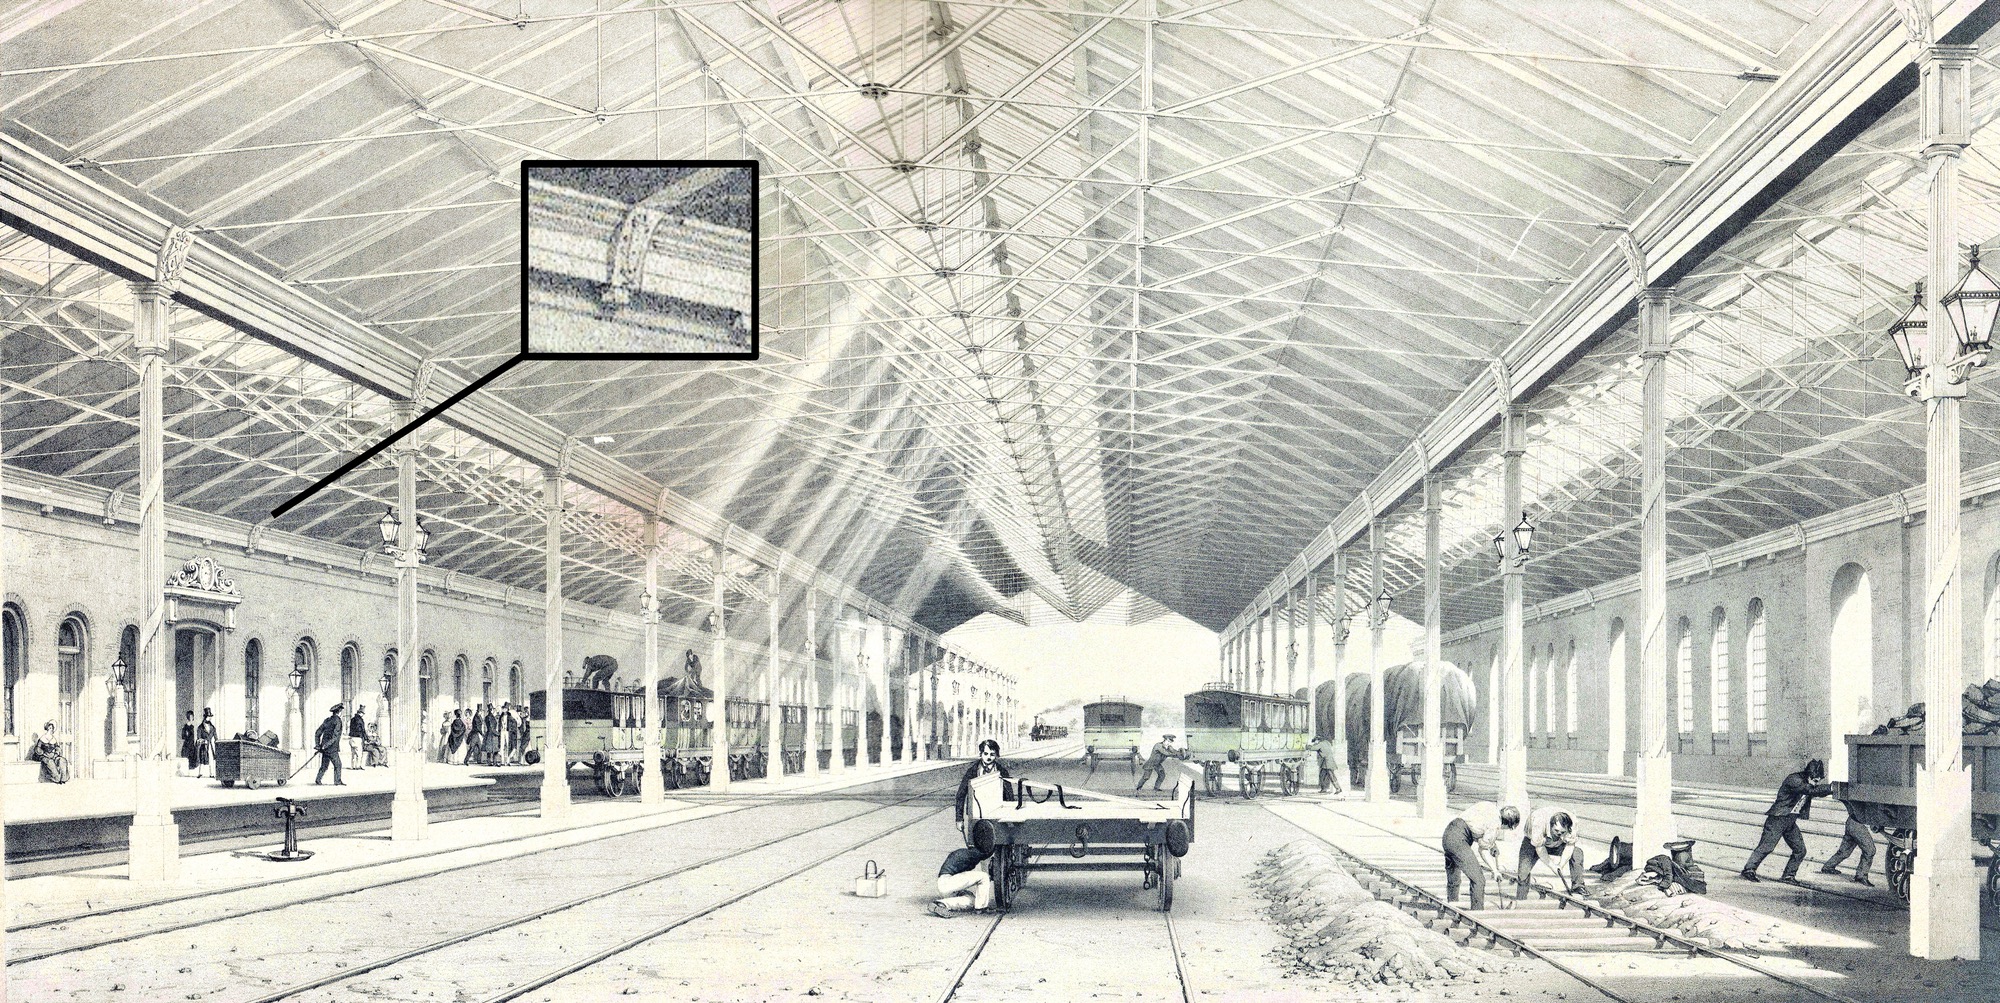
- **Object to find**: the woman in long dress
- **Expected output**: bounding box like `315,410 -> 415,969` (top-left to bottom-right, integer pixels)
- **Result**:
447,709 -> 468,765
195,707 -> 219,779
30,721 -> 69,783
179,710 -> 198,775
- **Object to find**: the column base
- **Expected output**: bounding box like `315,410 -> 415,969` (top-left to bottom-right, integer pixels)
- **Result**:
128,757 -> 180,884
540,770 -> 572,821
1500,745 -> 1529,814
640,745 -> 665,804
709,748 -> 732,793
1419,751 -> 1447,820
1604,745 -> 1626,778
1631,752 -> 1677,855
1365,742 -> 1390,803
391,754 -> 428,840
1911,762 -> 1981,959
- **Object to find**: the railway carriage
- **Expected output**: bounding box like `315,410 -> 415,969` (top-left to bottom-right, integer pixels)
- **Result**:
1183,684 -> 1310,798
779,703 -> 809,774
1082,699 -> 1143,776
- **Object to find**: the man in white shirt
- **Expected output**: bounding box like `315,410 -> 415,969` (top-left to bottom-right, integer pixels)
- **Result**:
1515,806 -> 1582,897
1441,801 -> 1521,910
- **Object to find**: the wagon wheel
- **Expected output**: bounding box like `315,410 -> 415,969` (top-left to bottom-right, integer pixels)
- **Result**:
1388,769 -> 1402,795
222,779 -> 235,788
1007,846 -> 1029,895
1143,846 -> 1159,890
1204,763 -> 1222,798
1280,764 -> 1300,798
1444,763 -> 1459,794
1984,852 -> 2000,910
1240,765 -> 1261,800
1158,848 -> 1175,911
991,848 -> 1013,911
1887,843 -> 1914,903
594,767 -> 614,798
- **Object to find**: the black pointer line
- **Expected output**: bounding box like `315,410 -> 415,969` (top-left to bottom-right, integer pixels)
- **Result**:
269,354 -> 525,520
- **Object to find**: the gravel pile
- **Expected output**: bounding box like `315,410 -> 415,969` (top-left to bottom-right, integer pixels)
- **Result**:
1253,839 -> 1516,986
1590,874 -> 1785,951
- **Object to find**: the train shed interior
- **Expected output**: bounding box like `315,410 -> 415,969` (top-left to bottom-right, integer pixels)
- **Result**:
4,1 -> 2000,1001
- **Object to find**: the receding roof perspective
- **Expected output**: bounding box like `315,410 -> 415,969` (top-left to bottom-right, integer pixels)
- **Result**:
3,1 -> 1999,1000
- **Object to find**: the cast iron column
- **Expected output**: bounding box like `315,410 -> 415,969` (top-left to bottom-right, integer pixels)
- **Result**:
1631,297 -> 1675,855
707,542 -> 731,792
1421,474 -> 1447,820
390,402 -> 427,838
640,520 -> 664,803
539,464 -> 571,819
1913,42 -> 1980,960
128,280 -> 180,882
1365,520 -> 1389,802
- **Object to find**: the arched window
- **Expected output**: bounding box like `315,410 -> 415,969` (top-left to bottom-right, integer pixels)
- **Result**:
1709,608 -> 1730,735
481,658 -> 496,705
340,643 -> 360,707
509,661 -> 524,705
1527,649 -> 1541,736
418,651 -> 436,721
452,655 -> 468,708
1544,643 -> 1557,740
57,616 -> 88,750
119,625 -> 139,736
245,639 -> 264,734
2,603 -> 24,738
1564,641 -> 1578,737
1987,583 -> 2000,680
1747,600 -> 1768,735
1675,619 -> 1694,735
381,650 -> 397,738
292,638 -> 317,710
1829,564 -> 1874,780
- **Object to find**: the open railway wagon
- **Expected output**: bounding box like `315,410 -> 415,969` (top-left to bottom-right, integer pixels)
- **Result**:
1328,660 -> 1473,794
1184,684 -> 1310,798
1082,699 -> 1143,777
960,771 -> 1195,911
1841,683 -> 2000,906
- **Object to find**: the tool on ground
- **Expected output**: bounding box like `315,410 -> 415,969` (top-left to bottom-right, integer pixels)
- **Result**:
854,859 -> 888,897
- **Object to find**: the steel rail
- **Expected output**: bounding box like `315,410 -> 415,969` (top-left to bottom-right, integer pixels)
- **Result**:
5,762 -> 975,963
1328,807 -> 1873,1003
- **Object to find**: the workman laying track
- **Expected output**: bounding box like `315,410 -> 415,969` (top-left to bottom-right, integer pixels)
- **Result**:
1441,801 -> 1521,911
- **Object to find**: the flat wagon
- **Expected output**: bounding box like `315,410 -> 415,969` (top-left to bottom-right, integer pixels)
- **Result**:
1184,684 -> 1309,798
960,772 -> 1194,911
1839,731 -> 1999,906
215,739 -> 293,789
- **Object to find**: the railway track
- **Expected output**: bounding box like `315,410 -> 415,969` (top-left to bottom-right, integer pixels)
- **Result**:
930,895 -> 1195,1003
1301,808 -> 1872,1003
1447,767 -> 2000,931
7,753 -> 1061,1002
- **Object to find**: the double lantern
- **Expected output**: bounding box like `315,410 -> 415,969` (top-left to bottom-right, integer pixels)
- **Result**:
1888,244 -> 1998,392
1490,511 -> 1536,568
377,506 -> 431,563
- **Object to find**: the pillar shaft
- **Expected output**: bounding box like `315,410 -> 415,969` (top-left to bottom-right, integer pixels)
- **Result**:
876,621 -> 891,766
539,467 -> 571,817
1632,295 -> 1675,854
1330,551 -> 1348,752
390,403 -> 427,838
805,589 -> 821,777
1365,522 -> 1389,802
1500,409 -> 1530,816
1421,475 -> 1446,820
829,612 -> 846,774
765,568 -> 781,780
127,282 -> 180,882
708,543 -> 731,792
640,522 -> 664,803
1304,574 -> 1318,737
1285,587 -> 1298,696
1912,42 -> 1980,961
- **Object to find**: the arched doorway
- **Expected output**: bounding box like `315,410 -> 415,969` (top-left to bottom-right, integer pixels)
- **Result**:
112,625 -> 138,757
57,615 -> 89,767
290,638 -> 317,750
1606,620 -> 1628,775
380,650 -> 397,747
3,603 -> 24,745
174,624 -> 224,735
1829,564 -> 1874,781
340,643 -> 359,709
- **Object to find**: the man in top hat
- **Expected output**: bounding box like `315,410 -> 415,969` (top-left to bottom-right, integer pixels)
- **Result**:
314,702 -> 348,786
1741,758 -> 1834,883
1639,839 -> 1707,896
1136,733 -> 1182,792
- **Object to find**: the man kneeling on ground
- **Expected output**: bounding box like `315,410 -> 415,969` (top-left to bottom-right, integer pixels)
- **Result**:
932,844 -> 994,917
